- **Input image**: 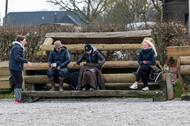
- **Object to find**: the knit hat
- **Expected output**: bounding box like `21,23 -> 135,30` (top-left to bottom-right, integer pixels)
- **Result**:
85,44 -> 92,51
54,40 -> 62,48
142,40 -> 157,56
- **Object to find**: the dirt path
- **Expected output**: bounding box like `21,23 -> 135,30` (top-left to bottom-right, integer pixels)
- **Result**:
0,98 -> 189,126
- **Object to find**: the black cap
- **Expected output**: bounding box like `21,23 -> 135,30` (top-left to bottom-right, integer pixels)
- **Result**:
84,44 -> 92,51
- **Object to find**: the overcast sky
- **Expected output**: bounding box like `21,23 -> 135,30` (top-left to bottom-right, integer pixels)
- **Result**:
0,0 -> 59,25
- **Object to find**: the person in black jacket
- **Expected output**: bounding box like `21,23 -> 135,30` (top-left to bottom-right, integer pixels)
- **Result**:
9,35 -> 32,104
130,40 -> 157,91
76,44 -> 106,69
47,40 -> 70,91
76,44 -> 106,90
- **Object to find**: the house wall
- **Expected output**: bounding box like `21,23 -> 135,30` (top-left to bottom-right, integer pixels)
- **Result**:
163,0 -> 188,25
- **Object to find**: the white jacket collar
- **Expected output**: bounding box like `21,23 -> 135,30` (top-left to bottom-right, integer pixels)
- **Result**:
12,41 -> 25,50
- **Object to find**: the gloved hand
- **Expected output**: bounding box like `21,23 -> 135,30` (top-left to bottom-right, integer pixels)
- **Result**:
96,63 -> 102,70
76,61 -> 80,65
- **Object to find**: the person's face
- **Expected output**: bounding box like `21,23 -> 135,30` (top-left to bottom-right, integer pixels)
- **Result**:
142,42 -> 150,50
56,46 -> 62,51
20,39 -> 26,46
86,49 -> 92,55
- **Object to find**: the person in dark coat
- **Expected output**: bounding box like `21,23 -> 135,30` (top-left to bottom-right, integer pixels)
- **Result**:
9,35 -> 32,104
76,44 -> 106,90
130,40 -> 157,91
47,40 -> 70,91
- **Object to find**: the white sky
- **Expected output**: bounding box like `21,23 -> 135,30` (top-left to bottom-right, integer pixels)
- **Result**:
0,0 -> 59,25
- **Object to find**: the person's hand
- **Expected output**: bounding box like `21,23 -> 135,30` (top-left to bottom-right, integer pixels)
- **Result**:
50,64 -> 53,68
27,62 -> 32,66
57,66 -> 61,71
143,61 -> 150,64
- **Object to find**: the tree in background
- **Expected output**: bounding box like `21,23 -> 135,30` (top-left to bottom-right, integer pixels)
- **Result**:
95,0 -> 162,29
47,0 -> 116,25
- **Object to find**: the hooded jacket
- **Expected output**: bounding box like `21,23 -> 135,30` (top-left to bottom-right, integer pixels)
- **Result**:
48,46 -> 70,68
138,48 -> 156,66
9,41 -> 28,71
76,46 -> 106,66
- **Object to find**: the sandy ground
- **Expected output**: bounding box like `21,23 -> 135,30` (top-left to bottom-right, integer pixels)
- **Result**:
0,98 -> 190,126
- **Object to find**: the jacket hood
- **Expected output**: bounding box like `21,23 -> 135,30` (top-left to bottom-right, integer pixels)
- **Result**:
12,41 -> 25,50
91,46 -> 97,53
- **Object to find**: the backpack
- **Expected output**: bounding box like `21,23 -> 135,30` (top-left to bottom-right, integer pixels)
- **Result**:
149,66 -> 163,82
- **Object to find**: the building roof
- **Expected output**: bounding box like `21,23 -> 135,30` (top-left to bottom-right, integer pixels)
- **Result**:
6,11 -> 85,26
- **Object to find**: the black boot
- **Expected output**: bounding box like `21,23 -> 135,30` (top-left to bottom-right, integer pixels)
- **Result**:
59,78 -> 64,91
49,78 -> 55,91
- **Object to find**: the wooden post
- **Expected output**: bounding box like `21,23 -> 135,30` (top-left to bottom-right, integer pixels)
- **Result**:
165,73 -> 174,100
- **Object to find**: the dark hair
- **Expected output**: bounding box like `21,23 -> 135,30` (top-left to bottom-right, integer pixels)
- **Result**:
16,35 -> 25,42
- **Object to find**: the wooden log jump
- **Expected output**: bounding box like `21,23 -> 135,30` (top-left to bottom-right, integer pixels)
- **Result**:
177,56 -> 190,100
22,90 -> 164,102
24,61 -> 140,71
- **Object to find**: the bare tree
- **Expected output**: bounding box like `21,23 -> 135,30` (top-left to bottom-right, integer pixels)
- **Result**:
151,0 -> 162,22
47,0 -> 116,25
101,0 -> 161,29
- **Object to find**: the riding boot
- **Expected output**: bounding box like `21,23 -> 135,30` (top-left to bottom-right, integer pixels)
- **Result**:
49,78 -> 55,91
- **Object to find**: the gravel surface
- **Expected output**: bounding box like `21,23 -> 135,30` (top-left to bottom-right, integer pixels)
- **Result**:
0,98 -> 190,126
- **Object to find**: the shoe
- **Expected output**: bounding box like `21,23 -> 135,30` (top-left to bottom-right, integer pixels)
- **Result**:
59,87 -> 64,91
82,88 -> 86,91
142,86 -> 149,91
50,87 -> 56,91
14,100 -> 21,104
130,83 -> 138,89
89,88 -> 95,91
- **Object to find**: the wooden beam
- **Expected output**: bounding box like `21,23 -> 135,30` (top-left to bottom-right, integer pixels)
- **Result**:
43,38 -> 54,45
24,61 -> 140,71
22,90 -> 162,98
167,46 -> 190,60
0,61 -> 10,76
45,30 -> 152,39
179,65 -> 190,75
24,73 -> 167,84
40,44 -> 142,51
179,56 -> 190,65
24,61 -> 161,71
0,76 -> 11,89
43,30 -> 152,44
24,73 -> 136,84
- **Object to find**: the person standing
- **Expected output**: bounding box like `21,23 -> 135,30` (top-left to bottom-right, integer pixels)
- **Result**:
9,35 -> 32,104
47,40 -> 70,91
130,40 -> 157,91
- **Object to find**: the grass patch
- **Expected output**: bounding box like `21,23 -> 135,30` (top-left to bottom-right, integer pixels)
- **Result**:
174,81 -> 182,98
0,90 -> 14,99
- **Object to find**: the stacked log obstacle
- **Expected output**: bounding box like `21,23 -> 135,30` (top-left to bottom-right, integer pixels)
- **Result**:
22,30 -> 171,102
177,56 -> 190,100
0,62 -> 13,92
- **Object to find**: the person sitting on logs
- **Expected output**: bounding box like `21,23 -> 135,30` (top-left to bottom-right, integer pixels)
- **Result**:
76,44 -> 106,91
130,40 -> 157,91
47,40 -> 70,91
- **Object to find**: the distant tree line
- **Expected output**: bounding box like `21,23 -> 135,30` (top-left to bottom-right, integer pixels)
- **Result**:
47,0 -> 162,27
